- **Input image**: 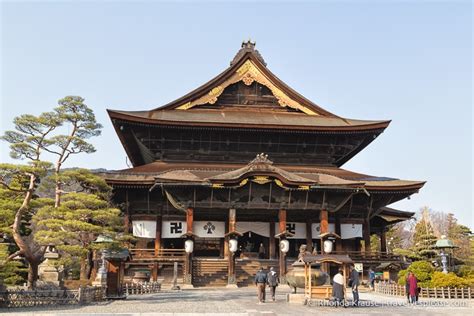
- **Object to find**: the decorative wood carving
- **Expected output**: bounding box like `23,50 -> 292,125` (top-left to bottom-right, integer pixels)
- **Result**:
176,60 -> 319,115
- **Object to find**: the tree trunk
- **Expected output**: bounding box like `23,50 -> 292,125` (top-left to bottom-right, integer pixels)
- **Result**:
80,256 -> 88,280
28,260 -> 39,290
86,250 -> 93,280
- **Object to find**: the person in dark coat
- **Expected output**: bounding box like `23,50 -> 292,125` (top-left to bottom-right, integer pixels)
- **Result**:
267,267 -> 279,301
332,268 -> 345,306
349,265 -> 360,306
405,274 -> 411,303
258,243 -> 266,259
255,267 -> 267,303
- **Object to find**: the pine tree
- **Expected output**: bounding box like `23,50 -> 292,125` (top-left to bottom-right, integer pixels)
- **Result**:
411,207 -> 438,260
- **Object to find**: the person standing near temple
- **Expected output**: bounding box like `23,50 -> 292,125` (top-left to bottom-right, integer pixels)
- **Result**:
349,265 -> 360,306
368,268 -> 375,290
408,272 -> 418,304
255,267 -> 267,304
258,243 -> 266,259
267,267 -> 279,301
332,268 -> 345,306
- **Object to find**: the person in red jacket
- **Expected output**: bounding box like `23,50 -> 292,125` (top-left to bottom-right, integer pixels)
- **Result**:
407,272 -> 418,304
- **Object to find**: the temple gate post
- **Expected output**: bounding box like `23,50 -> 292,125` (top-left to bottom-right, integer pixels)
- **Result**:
380,225 -> 387,253
320,209 -> 329,272
152,215 -> 162,281
278,209 -> 287,283
306,219 -> 312,252
183,207 -> 194,288
363,217 -> 371,255
335,215 -> 342,251
226,208 -> 238,288
269,221 -> 276,259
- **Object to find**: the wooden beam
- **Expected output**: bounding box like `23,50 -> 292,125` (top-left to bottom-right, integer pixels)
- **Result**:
154,215 -> 162,256
306,219 -> 312,252
186,207 -> 193,235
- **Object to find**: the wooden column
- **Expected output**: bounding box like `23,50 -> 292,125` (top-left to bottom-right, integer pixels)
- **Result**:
224,218 -> 229,259
305,220 -> 312,252
184,208 -> 193,286
152,262 -> 158,282
320,209 -> 329,272
269,221 -> 276,259
154,215 -> 162,256
278,209 -> 287,281
380,226 -> 387,253
124,190 -> 130,233
363,217 -> 371,255
227,208 -> 237,287
335,215 -> 342,251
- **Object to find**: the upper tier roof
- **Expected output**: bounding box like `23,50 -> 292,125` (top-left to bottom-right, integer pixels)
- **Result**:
108,41 -> 390,132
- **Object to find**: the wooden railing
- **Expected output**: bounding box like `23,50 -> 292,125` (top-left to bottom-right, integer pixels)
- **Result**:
0,286 -> 104,308
122,282 -> 161,295
130,248 -> 186,261
329,251 -> 401,262
375,282 -> 474,299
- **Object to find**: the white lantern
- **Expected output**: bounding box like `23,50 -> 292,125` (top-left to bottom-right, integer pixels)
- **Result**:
323,239 -> 333,254
229,238 -> 238,253
280,239 -> 289,253
185,239 -> 194,253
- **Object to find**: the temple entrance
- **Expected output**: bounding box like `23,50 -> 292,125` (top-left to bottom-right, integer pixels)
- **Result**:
194,238 -> 221,257
238,232 -> 269,259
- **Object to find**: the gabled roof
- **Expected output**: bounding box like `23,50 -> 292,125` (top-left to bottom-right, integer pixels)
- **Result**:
107,41 -> 390,132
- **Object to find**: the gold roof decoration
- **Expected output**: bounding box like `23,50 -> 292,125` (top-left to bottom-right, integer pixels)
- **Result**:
176,59 -> 319,115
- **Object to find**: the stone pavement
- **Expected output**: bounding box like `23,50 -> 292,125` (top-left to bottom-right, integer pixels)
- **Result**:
2,287 -> 473,315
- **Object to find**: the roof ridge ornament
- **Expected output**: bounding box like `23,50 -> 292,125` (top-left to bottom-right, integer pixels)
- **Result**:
230,40 -> 267,66
249,153 -> 273,166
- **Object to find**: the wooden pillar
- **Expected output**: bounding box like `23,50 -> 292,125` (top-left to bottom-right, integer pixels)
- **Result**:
363,217 -> 371,255
320,209 -> 329,272
306,220 -> 312,252
335,215 -> 342,252
224,218 -> 229,259
269,221 -> 276,259
380,227 -> 387,253
124,189 -> 130,233
227,208 -> 237,287
152,262 -> 158,281
184,208 -> 193,286
154,216 -> 162,256
278,209 -> 287,281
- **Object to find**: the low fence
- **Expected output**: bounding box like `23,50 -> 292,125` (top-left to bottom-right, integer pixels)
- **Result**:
375,282 -> 473,299
0,286 -> 105,308
123,281 -> 161,296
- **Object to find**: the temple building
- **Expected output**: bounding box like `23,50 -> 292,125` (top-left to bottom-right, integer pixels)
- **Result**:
104,41 -> 425,287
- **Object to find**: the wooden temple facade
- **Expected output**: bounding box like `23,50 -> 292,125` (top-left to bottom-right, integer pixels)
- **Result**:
104,41 -> 425,287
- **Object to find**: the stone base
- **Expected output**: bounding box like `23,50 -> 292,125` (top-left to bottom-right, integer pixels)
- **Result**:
287,293 -> 305,304
226,283 -> 238,289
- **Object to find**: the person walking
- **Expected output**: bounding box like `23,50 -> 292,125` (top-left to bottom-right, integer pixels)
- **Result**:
405,274 -> 411,303
408,272 -> 418,304
255,267 -> 267,303
368,268 -> 375,290
349,265 -> 360,306
267,267 -> 279,301
332,268 -> 345,306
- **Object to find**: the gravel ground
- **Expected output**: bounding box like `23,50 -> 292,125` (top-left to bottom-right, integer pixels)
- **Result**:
2,287 -> 473,315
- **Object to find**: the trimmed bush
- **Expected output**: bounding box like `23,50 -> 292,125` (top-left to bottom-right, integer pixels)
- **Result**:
397,261 -> 434,286
430,271 -> 471,288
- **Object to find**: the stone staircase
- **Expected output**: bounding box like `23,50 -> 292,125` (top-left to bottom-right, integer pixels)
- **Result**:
235,259 -> 279,287
192,258 -> 228,287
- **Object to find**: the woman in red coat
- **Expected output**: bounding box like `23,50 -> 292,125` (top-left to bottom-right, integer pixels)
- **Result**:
407,272 -> 418,304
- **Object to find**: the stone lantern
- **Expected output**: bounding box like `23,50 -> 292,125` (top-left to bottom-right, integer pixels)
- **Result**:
434,235 -> 457,273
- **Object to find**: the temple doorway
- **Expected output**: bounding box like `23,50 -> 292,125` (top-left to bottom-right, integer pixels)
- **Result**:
238,232 -> 269,259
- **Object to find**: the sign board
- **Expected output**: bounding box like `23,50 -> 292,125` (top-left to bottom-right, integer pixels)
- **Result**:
354,263 -> 363,273
383,271 -> 390,280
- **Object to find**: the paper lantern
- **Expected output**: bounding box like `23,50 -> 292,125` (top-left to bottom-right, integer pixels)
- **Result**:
185,239 -> 194,253
323,240 -> 333,254
229,238 -> 238,253
280,239 -> 289,253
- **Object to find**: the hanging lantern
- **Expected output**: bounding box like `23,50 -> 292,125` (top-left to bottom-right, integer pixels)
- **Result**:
323,239 -> 333,254
229,238 -> 238,253
280,239 -> 289,253
185,239 -> 194,254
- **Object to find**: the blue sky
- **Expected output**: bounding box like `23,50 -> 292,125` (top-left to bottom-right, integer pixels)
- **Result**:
1,1 -> 472,229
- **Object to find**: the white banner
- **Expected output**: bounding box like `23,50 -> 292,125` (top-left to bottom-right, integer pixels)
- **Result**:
274,222 -> 307,239
341,224 -> 363,239
194,221 -> 225,238
132,220 -> 156,238
312,223 -> 336,239
236,222 -> 270,237
162,221 -> 187,238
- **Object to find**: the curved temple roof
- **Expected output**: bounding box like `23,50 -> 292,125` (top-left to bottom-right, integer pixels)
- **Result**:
107,41 -> 390,132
